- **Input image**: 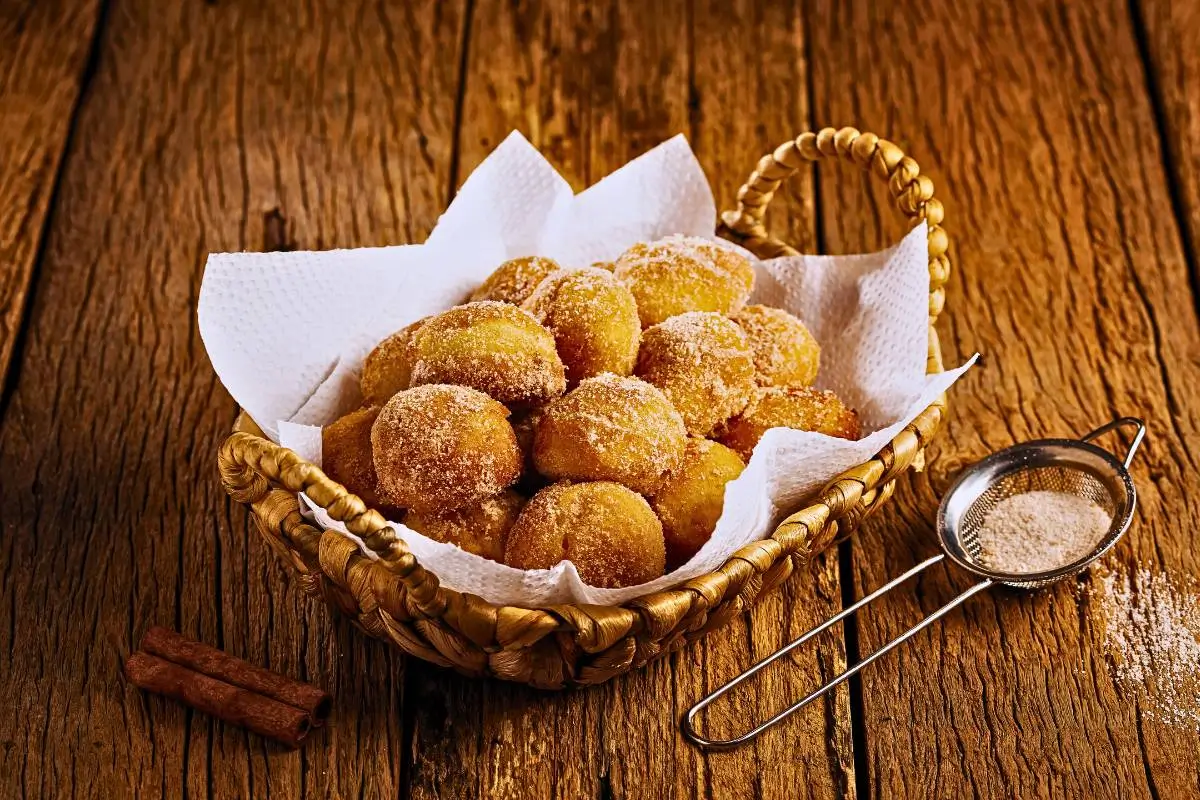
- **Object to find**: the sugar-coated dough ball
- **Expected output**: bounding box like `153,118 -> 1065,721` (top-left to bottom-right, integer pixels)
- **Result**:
613,235 -> 755,327
322,406 -> 401,515
533,373 -> 687,495
635,312 -> 756,437
523,267 -> 641,385
404,489 -> 524,562
470,256 -> 562,305
371,384 -> 522,514
731,305 -> 820,387
504,481 -> 666,588
361,317 -> 427,406
409,301 -> 566,406
650,439 -> 745,569
718,386 -> 861,460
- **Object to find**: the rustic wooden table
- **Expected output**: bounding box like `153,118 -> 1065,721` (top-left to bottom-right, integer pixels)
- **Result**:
3,0 -> 1199,797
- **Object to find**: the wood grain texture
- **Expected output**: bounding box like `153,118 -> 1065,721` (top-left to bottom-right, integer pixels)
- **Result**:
0,0 -> 465,797
405,3 -> 855,800
809,0 -> 1200,797
0,0 -> 102,392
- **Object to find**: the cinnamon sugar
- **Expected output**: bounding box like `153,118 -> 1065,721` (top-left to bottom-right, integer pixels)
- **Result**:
975,491 -> 1111,573
1090,564 -> 1200,729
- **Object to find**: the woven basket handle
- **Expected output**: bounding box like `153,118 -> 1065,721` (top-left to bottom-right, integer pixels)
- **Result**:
721,127 -> 950,326
218,432 -> 443,608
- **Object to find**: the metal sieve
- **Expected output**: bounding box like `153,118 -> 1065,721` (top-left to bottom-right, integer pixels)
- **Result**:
682,417 -> 1146,750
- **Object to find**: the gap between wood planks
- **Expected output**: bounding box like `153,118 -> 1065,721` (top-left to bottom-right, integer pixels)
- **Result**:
0,0 -> 110,426
1126,0 -> 1200,322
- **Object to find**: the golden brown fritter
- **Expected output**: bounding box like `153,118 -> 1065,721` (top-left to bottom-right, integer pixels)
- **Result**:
635,312 -> 756,437
533,374 -> 687,496
504,481 -> 666,588
371,384 -> 522,514
650,439 -> 745,569
613,235 -> 755,327
408,301 -> 566,406
523,267 -> 641,385
718,386 -> 861,460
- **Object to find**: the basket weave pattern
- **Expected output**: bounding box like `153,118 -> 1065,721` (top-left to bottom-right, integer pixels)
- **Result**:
218,127 -> 949,688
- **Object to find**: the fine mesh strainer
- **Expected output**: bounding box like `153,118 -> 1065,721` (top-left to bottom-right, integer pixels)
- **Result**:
682,417 -> 1146,750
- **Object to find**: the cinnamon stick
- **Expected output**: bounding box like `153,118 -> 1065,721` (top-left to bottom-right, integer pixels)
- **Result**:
126,652 -> 312,748
139,626 -> 331,725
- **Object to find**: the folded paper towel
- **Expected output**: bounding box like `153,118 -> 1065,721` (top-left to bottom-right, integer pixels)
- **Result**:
199,131 -> 973,607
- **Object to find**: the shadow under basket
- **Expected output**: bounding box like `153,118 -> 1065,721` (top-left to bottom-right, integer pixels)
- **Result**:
217,127 -> 951,689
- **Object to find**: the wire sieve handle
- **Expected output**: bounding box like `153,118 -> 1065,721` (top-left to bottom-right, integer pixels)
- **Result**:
1081,417 -> 1146,468
682,554 -> 994,750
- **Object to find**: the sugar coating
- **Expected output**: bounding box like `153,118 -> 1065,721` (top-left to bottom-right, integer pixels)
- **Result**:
636,312 -> 756,437
404,489 -> 525,562
504,481 -> 666,588
613,235 -> 755,327
731,304 -> 821,387
322,406 -> 402,514
650,439 -> 745,569
409,301 -> 566,406
719,386 -> 861,460
523,267 -> 641,385
371,384 -> 522,514
470,256 -> 562,305
533,373 -> 687,496
361,317 -> 427,405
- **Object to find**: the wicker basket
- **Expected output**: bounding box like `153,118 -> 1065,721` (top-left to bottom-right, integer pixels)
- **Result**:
217,127 -> 949,689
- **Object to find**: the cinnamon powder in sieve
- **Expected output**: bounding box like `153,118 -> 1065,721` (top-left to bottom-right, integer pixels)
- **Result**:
974,490 -> 1112,573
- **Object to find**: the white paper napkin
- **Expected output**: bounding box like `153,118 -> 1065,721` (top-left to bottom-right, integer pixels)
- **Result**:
199,132 -> 973,607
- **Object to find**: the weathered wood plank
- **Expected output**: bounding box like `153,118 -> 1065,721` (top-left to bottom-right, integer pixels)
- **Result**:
1138,0 -> 1200,312
406,3 -> 854,799
0,0 -> 102,392
808,0 -> 1200,797
0,1 -> 465,798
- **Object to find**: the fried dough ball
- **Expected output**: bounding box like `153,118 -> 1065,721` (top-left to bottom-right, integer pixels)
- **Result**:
404,489 -> 524,562
718,386 -> 861,461
650,439 -> 746,569
613,235 -> 755,327
322,406 -> 402,516
731,305 -> 821,387
409,301 -> 566,405
533,374 -> 687,495
504,481 -> 666,588
371,384 -> 522,514
635,312 -> 756,437
361,317 -> 427,405
470,256 -> 562,305
523,267 -> 641,384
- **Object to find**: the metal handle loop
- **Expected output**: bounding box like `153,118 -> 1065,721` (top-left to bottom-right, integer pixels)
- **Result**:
1081,416 -> 1146,468
682,554 -> 993,750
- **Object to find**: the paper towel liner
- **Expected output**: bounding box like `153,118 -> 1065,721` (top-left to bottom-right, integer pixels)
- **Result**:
199,131 -> 974,607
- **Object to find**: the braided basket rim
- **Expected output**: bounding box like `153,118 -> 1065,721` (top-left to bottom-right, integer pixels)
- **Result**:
217,127 -> 952,686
